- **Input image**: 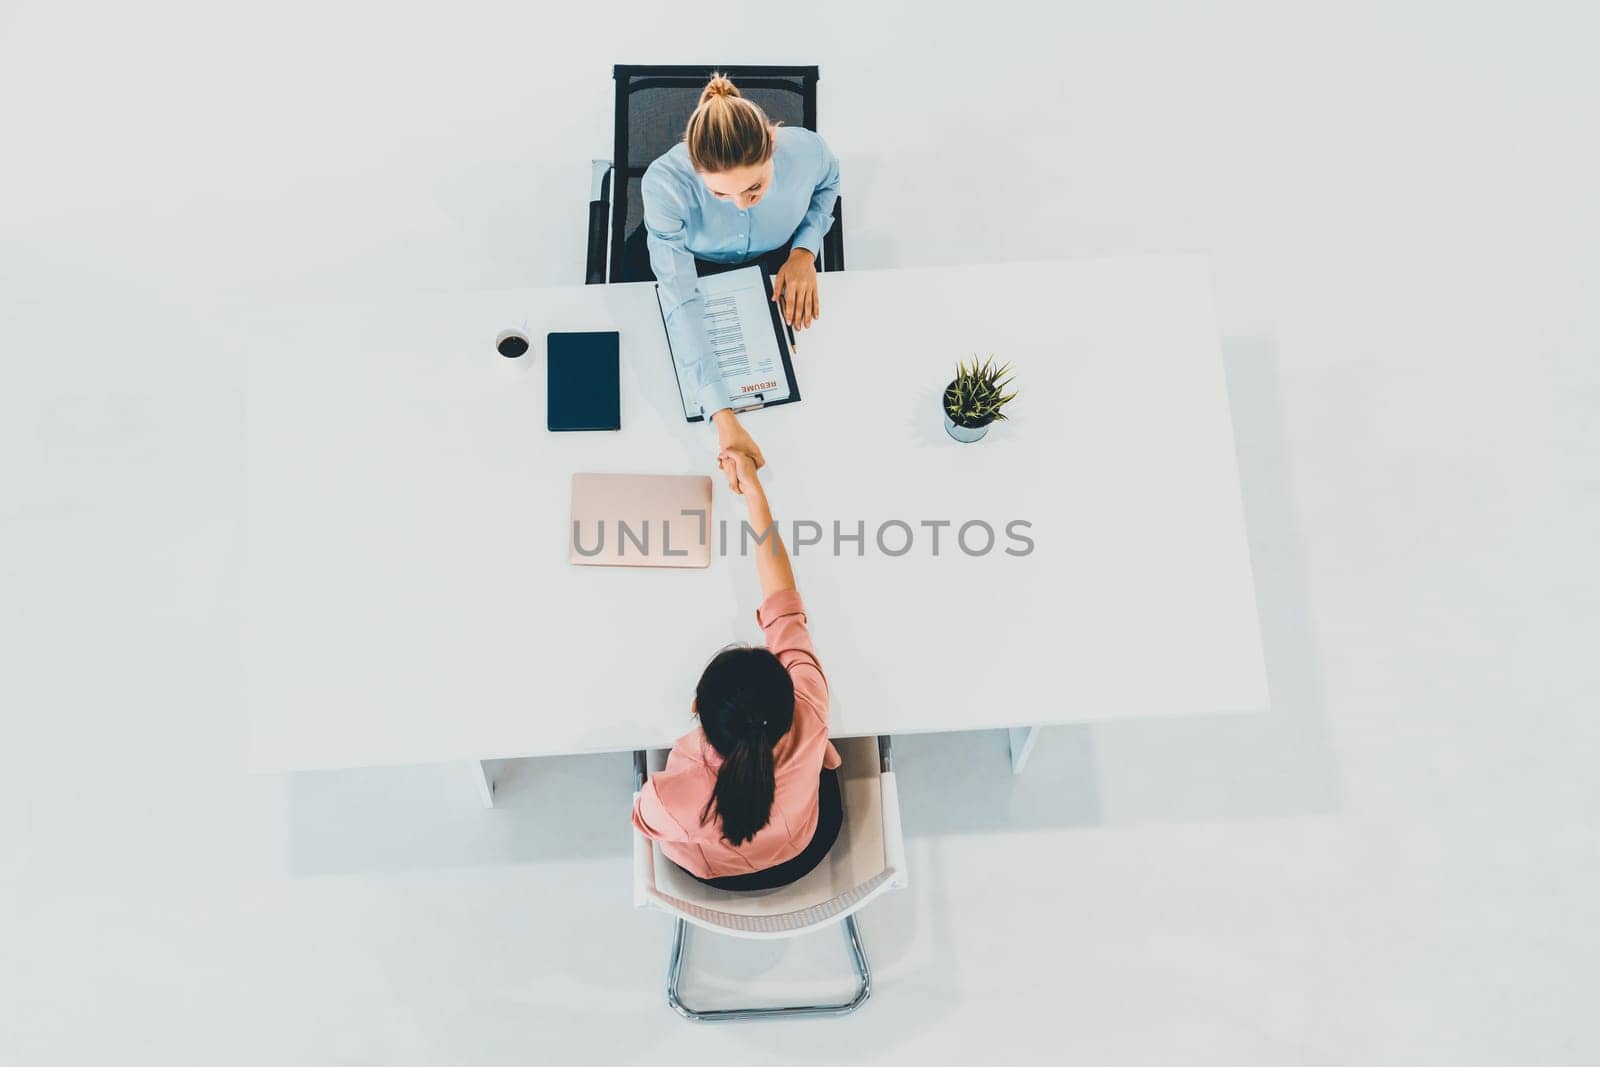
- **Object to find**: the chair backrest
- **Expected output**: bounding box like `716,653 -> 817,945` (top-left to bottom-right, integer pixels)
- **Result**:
610,65 -> 819,282
633,736 -> 908,940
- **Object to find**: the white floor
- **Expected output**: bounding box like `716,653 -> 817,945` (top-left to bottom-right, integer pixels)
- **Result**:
3,2 -> 1597,1063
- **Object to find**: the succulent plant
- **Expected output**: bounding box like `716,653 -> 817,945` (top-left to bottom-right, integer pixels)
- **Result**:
944,355 -> 1017,428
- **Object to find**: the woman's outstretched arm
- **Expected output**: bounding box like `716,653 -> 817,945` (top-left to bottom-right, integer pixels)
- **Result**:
718,448 -> 795,599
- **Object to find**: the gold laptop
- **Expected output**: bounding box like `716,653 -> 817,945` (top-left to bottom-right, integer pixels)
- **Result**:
568,473 -> 714,568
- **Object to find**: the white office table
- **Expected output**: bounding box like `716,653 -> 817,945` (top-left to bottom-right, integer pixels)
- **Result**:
243,257 -> 1267,802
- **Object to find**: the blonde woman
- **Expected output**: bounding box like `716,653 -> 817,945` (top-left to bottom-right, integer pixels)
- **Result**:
632,73 -> 841,488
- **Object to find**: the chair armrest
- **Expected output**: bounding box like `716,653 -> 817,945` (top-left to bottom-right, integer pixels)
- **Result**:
631,748 -> 656,908
879,768 -> 909,890
632,820 -> 657,909
820,196 -> 845,273
586,160 -> 612,285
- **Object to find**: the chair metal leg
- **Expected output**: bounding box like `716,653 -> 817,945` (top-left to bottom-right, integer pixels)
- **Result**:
665,915 -> 872,1022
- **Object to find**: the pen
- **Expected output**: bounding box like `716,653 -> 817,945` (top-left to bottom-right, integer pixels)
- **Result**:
767,268 -> 798,354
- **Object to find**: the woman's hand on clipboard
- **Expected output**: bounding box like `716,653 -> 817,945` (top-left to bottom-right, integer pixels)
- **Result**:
711,408 -> 764,494
771,248 -> 819,333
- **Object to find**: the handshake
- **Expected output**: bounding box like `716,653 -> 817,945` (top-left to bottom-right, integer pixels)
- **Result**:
716,447 -> 763,498
711,409 -> 766,497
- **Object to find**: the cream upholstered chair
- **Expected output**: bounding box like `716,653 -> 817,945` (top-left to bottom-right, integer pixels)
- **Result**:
631,735 -> 907,1021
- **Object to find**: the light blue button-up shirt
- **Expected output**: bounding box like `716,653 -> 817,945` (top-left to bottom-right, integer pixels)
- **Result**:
644,126 -> 841,420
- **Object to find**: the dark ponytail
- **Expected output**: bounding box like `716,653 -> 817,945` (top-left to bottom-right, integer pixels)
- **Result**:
706,734 -> 776,846
695,645 -> 795,846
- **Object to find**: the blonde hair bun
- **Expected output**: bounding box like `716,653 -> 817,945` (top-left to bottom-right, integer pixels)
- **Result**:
686,72 -> 773,173
699,73 -> 741,104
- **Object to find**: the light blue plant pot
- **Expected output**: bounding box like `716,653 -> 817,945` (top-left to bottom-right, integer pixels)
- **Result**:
943,411 -> 991,443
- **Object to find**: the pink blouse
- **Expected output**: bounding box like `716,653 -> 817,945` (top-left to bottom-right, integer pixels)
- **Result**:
632,589 -> 841,879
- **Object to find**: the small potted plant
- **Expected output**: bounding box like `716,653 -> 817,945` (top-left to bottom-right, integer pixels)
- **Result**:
943,356 -> 1017,443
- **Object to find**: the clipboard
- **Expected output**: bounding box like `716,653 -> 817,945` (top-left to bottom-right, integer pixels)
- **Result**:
656,264 -> 803,423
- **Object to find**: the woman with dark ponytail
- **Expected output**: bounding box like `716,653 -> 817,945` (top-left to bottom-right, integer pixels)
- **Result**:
631,448 -> 843,890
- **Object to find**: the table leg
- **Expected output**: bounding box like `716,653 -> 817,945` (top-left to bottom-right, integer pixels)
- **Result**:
1008,726 -> 1041,775
468,760 -> 497,808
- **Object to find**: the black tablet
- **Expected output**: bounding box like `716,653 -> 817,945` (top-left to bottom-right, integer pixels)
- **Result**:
546,331 -> 620,432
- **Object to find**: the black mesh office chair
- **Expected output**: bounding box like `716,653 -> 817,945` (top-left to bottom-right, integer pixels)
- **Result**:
585,65 -> 845,284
